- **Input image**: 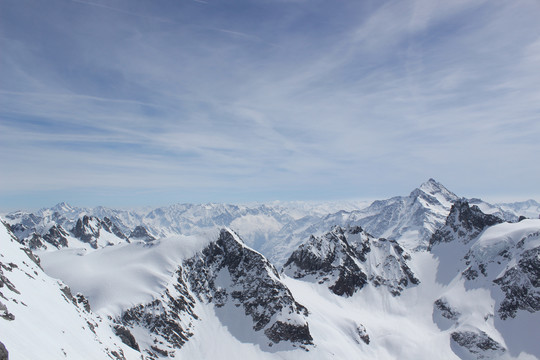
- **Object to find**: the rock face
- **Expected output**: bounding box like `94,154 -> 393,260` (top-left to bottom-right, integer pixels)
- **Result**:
429,200 -> 504,249
492,238 -> 540,319
184,229 -> 313,348
283,226 -> 419,297
434,298 -> 460,321
432,203 -> 540,320
450,330 -> 506,359
128,225 -> 156,243
118,267 -> 197,359
72,215 -> 105,248
264,179 -> 460,265
430,203 -> 540,357
14,224 -> 71,251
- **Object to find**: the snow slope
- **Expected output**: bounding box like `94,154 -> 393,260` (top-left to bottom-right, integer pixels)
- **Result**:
430,202 -> 540,359
0,219 -> 140,360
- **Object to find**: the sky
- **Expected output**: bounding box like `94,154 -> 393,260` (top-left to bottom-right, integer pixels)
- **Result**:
1,0 -> 539,210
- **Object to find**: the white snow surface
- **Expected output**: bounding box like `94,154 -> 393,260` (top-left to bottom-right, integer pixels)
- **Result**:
0,220 -> 140,360
4,213 -> 540,359
38,231 -> 215,317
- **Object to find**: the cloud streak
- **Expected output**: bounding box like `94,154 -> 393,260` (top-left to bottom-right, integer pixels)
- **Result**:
1,0 -> 539,209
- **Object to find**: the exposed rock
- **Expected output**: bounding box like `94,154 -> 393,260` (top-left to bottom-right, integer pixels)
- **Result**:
494,246 -> 540,319
42,225 -> 69,248
0,341 -> 7,360
0,300 -> 15,321
264,321 -> 312,345
450,330 -> 505,359
429,200 -> 503,249
128,226 -> 156,243
76,293 -> 91,312
434,298 -> 460,321
185,228 -> 313,347
101,217 -> 128,240
283,226 -> 418,297
119,267 -> 197,356
27,233 -> 45,250
355,324 -> 370,345
283,227 -> 367,297
72,216 -> 101,248
113,325 -> 140,351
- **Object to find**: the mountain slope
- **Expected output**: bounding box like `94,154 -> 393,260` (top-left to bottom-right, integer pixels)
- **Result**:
263,178 -> 460,265
429,201 -> 540,358
0,220 -> 139,360
282,226 -> 418,297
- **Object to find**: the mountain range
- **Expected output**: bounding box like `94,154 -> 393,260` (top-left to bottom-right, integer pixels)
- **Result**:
1,179 -> 539,359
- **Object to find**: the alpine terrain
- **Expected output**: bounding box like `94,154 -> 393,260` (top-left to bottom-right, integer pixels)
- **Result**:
1,179 -> 539,360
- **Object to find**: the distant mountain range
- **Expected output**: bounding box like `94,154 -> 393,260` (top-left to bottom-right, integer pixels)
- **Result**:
1,179 -> 539,359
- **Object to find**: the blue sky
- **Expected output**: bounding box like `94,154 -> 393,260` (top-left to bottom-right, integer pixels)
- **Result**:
1,0 -> 539,210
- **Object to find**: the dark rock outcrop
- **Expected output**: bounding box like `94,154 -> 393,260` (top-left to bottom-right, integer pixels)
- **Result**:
185,229 -> 313,347
494,246 -> 540,319
119,267 -> 197,358
128,226 -> 155,243
283,226 -> 418,297
451,330 -> 505,359
434,298 -> 460,321
429,200 -> 503,249
113,325 -> 140,351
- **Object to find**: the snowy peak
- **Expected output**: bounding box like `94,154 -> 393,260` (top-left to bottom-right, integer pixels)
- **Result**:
184,229 -> 313,349
72,215 -> 128,249
283,226 -> 418,297
283,226 -> 368,297
50,201 -> 75,213
415,178 -> 459,205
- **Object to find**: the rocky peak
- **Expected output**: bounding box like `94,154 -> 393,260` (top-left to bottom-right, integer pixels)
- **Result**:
429,200 -> 504,249
51,202 -> 75,213
283,226 -> 368,297
72,215 -> 101,248
71,215 -> 129,248
283,226 -> 418,297
128,225 -> 155,243
43,225 -> 69,249
411,178 -> 459,205
101,217 -> 127,240
184,228 -> 313,349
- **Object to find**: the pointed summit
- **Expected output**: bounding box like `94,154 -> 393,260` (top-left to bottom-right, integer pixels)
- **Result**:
412,179 -> 459,207
418,178 -> 450,195
51,202 -> 74,212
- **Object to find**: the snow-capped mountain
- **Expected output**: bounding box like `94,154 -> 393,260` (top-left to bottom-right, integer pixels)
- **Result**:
282,226 -> 418,297
184,229 -> 313,351
3,180 -> 540,360
5,179 -> 534,263
261,178 -> 460,265
429,200 -> 540,358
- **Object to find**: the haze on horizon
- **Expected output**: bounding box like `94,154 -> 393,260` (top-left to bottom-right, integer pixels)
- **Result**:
1,0 -> 539,210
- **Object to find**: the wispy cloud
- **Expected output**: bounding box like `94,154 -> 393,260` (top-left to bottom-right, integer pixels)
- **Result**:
1,0 -> 539,208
